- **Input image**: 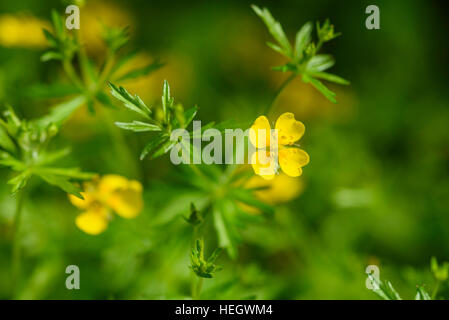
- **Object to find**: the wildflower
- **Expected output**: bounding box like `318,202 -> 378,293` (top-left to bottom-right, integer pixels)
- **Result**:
0,14 -> 50,48
246,173 -> 304,205
68,174 -> 143,235
249,112 -> 309,180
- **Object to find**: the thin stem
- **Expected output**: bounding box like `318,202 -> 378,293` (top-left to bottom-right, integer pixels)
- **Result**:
103,108 -> 142,180
63,58 -> 84,92
193,276 -> 204,300
432,281 -> 440,300
263,73 -> 296,115
11,189 -> 26,298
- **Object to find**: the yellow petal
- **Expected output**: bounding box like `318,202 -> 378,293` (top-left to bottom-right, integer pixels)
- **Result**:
249,115 -> 271,148
279,147 -> 310,177
68,191 -> 92,209
99,175 -> 143,219
275,112 -> 305,145
75,207 -> 109,235
250,151 -> 276,180
246,173 -> 304,205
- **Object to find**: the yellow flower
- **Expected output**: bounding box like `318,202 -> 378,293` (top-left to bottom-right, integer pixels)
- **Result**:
0,14 -> 50,48
68,174 -> 143,235
249,112 -> 309,180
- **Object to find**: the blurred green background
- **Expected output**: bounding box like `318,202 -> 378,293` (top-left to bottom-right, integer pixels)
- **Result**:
0,0 -> 448,299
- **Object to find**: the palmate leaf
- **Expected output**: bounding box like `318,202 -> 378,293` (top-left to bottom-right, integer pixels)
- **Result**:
108,83 -> 151,119
115,121 -> 161,132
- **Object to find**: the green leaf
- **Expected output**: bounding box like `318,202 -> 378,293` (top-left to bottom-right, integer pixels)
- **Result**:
41,51 -> 63,62
35,167 -> 94,180
51,10 -> 64,38
37,95 -> 86,127
140,133 -> 168,160
303,75 -> 336,103
108,83 -> 151,119
213,204 -> 237,259
183,106 -> 198,128
115,60 -> 165,82
115,121 -> 161,132
294,21 -> 313,61
367,274 -> 402,300
162,80 -> 174,123
38,173 -> 83,199
229,188 -> 274,216
42,29 -> 58,47
309,72 -> 350,85
8,171 -> 31,194
0,125 -> 16,153
95,91 -> 116,109
415,286 -> 431,300
306,54 -> 335,72
251,5 -> 292,58
151,139 -> 177,160
36,148 -> 71,166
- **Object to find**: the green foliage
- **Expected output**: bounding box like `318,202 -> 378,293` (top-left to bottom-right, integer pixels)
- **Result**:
39,12 -> 164,125
190,239 -> 222,278
431,257 -> 449,282
252,5 -> 349,103
110,80 -> 198,160
0,107 -> 93,198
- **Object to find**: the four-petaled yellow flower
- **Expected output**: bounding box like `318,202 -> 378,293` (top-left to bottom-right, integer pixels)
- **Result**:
249,112 -> 309,180
68,175 -> 143,235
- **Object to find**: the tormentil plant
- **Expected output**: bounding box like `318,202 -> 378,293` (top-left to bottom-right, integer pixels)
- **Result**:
0,106 -> 93,295
107,5 -> 350,299
37,8 -> 164,178
251,5 -> 349,107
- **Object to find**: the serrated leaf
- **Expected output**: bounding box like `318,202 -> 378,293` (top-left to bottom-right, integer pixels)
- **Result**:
252,5 -> 292,58
150,139 -> 177,160
115,121 -> 161,132
108,83 -> 151,119
183,106 -> 198,128
140,133 -> 168,160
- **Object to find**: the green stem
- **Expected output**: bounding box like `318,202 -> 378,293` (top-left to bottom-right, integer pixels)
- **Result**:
103,108 -> 142,180
432,281 -> 440,300
11,189 -> 26,298
264,73 -> 296,115
193,276 -> 204,300
63,58 -> 84,92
